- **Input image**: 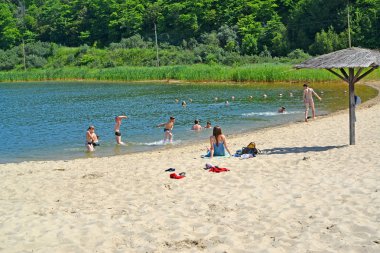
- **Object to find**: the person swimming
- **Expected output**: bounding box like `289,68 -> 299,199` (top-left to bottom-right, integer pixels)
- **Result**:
191,119 -> 202,131
278,106 -> 286,113
204,121 -> 212,129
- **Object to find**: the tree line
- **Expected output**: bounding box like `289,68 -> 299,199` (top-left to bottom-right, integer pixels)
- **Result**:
0,0 -> 379,70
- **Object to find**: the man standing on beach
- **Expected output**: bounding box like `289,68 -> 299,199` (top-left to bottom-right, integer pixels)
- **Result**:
303,83 -> 322,122
115,115 -> 128,144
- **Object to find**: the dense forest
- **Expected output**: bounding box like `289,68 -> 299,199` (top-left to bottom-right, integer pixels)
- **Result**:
0,0 -> 379,70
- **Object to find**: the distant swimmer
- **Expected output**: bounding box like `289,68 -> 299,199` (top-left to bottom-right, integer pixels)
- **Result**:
263,94 -> 267,98
231,96 -> 235,100
289,92 -> 293,97
278,106 -> 286,113
115,115 -> 128,145
157,116 -> 175,143
182,101 -> 187,107
191,119 -> 202,131
249,95 -> 253,99
214,97 -> 218,101
204,121 -> 212,129
175,99 -> 179,103
279,93 -> 283,97
86,125 -> 98,152
225,100 -> 229,106
189,98 -> 193,102
303,83 -> 322,122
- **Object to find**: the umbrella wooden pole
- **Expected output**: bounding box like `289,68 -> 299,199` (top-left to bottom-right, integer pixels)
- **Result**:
348,68 -> 355,145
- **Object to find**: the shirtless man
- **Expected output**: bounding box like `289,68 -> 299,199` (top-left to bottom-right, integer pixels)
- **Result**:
303,83 -> 322,122
157,116 -> 175,143
86,125 -> 98,151
114,115 -> 128,144
191,119 -> 202,131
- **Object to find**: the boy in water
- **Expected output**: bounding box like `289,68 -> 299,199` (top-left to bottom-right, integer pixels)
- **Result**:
86,125 -> 98,152
191,119 -> 202,131
303,83 -> 322,122
278,106 -> 286,113
157,116 -> 175,143
114,115 -> 128,144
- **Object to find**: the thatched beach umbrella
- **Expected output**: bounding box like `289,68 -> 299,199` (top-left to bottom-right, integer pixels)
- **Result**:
295,47 -> 380,145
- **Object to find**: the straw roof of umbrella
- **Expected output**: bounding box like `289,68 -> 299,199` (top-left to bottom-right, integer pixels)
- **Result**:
294,47 -> 380,145
295,47 -> 380,69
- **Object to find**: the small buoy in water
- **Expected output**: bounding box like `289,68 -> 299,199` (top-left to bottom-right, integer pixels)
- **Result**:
249,95 -> 253,99
279,93 -> 283,97
231,96 -> 235,100
214,97 -> 218,101
225,100 -> 229,106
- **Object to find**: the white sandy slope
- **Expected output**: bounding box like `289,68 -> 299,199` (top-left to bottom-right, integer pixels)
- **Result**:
0,82 -> 379,253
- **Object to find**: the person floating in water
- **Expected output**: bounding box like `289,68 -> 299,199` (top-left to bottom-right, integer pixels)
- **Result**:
86,125 -> 99,152
114,115 -> 128,145
204,121 -> 212,129
303,83 -> 322,122
182,101 -> 187,107
191,119 -> 202,131
278,106 -> 286,113
157,116 -> 175,143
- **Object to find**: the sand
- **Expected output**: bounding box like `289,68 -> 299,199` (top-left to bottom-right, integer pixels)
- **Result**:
1,82 -> 379,253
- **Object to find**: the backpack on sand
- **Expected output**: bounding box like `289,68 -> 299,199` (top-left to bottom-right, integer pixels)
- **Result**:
242,142 -> 259,155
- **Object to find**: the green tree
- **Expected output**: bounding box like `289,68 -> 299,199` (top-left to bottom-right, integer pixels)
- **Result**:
0,3 -> 20,49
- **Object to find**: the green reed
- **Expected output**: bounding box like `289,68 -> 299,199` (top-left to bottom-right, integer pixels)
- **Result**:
1,64 -> 379,83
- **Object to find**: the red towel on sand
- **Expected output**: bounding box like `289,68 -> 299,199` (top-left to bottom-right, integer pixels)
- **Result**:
209,167 -> 230,173
170,173 -> 185,179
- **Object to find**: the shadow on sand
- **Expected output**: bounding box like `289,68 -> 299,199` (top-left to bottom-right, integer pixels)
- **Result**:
261,145 -> 347,155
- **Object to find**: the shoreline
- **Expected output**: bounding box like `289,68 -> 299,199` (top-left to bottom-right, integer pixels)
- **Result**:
1,81 -> 377,166
1,82 -> 379,252
0,81 -> 380,165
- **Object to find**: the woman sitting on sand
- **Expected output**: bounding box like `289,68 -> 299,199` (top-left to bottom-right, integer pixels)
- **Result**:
205,126 -> 232,158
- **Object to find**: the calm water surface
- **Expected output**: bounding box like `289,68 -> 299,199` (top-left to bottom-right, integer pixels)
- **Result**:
0,81 -> 377,163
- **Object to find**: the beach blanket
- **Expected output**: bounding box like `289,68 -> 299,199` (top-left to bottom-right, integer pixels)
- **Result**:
201,153 -> 230,159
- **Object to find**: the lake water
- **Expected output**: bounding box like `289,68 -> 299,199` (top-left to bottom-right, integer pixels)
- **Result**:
0,81 -> 377,163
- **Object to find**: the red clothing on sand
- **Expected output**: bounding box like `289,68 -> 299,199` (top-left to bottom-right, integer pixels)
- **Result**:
209,167 -> 230,173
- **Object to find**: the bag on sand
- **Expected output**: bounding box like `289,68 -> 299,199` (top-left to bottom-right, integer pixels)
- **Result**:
242,142 -> 259,155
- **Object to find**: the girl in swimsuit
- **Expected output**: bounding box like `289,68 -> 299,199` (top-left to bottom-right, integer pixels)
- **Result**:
207,126 -> 232,158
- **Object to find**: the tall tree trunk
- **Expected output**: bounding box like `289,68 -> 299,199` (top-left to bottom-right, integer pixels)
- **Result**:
154,22 -> 159,67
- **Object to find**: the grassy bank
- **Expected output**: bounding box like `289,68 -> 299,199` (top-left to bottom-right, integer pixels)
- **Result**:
0,64 -> 379,83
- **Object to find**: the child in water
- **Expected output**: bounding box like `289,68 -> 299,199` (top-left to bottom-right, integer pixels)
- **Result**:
157,116 -> 175,143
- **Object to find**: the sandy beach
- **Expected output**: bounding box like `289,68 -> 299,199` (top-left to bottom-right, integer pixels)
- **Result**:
1,82 -> 379,253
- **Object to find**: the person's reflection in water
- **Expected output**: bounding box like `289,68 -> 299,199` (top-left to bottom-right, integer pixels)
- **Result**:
114,144 -> 122,155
